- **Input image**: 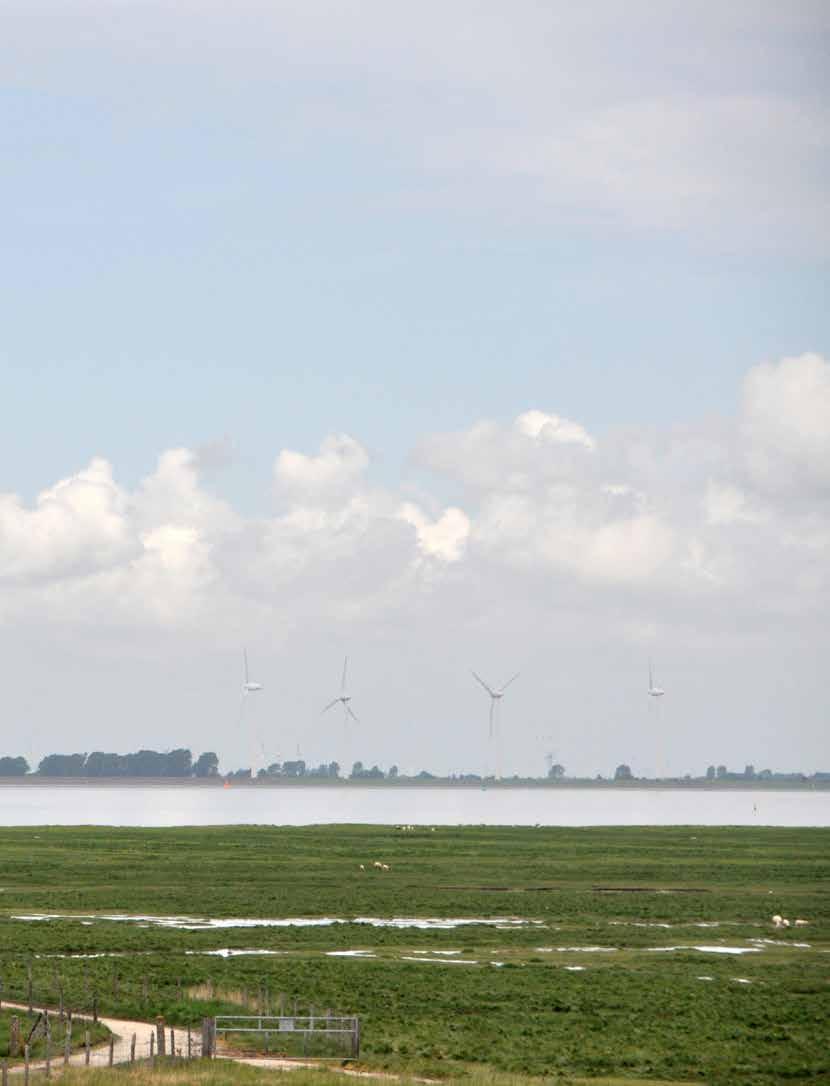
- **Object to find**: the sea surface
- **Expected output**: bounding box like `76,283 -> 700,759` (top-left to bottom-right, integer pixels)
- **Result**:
0,785 -> 827,827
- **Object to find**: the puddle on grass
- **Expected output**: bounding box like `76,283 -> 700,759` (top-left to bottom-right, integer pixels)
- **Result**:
750,938 -> 811,949
12,912 -> 540,932
185,949 -> 285,958
326,950 -> 376,958
535,946 -> 616,953
646,945 -> 761,955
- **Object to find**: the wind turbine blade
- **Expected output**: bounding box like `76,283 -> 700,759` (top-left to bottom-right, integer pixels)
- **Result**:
322,699 -> 340,714
500,672 -> 520,693
244,648 -> 249,685
649,658 -> 653,689
347,705 -> 360,723
488,698 -> 495,740
472,671 -> 496,697
341,656 -> 349,693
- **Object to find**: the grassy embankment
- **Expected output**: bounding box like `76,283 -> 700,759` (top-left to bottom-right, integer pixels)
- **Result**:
0,825 -> 827,1083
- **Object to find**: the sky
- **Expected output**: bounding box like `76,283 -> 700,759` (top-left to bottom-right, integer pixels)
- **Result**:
1,1 -> 828,778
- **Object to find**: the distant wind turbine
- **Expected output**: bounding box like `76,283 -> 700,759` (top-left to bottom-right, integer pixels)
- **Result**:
239,649 -> 264,773
243,649 -> 263,695
472,671 -> 519,740
323,656 -> 359,723
647,659 -> 665,698
647,658 -> 666,780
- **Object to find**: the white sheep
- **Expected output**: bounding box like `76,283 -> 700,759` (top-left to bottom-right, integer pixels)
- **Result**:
359,864 -> 365,871
794,919 -> 809,926
373,861 -> 383,869
772,914 -> 784,927
382,863 -> 390,871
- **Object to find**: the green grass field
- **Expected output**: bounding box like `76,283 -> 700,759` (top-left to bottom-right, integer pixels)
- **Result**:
0,825 -> 827,1083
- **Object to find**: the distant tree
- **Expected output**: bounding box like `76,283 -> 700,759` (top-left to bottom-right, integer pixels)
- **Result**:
706,765 -> 716,780
38,753 -> 87,777
164,749 -> 193,777
548,763 -> 565,780
744,764 -> 756,779
350,761 -> 364,779
282,760 -> 306,778
226,768 -> 252,780
416,770 -> 435,780
363,764 -> 384,779
388,765 -> 399,779
0,756 -> 28,776
716,764 -> 728,778
758,768 -> 772,779
328,761 -> 340,778
193,752 -> 220,778
124,750 -> 167,777
85,752 -> 127,776
614,764 -> 633,781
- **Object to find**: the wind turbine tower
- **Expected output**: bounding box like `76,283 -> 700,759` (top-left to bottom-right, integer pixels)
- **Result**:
240,649 -> 264,773
647,659 -> 666,779
472,670 -> 519,777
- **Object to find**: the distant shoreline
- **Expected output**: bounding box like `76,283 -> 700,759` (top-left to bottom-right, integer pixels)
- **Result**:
0,777 -> 826,790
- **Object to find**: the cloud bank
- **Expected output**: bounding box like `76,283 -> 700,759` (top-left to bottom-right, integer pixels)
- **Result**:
1,353 -> 827,773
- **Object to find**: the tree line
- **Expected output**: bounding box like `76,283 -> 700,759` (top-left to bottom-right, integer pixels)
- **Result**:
0,750 -> 220,778
0,752 -> 826,781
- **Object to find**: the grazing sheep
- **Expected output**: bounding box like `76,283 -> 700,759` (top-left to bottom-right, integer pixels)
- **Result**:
772,914 -> 784,927
373,861 -> 383,869
782,918 -> 791,928
359,864 -> 365,871
794,919 -> 809,926
382,863 -> 390,871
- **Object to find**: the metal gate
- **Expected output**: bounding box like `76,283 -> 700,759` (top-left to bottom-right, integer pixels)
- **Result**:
209,1014 -> 360,1060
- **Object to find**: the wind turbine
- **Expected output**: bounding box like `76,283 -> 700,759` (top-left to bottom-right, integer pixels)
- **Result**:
647,659 -> 666,780
239,649 -> 263,774
243,649 -> 263,695
647,655 -> 669,699
471,671 -> 519,740
323,656 -> 359,723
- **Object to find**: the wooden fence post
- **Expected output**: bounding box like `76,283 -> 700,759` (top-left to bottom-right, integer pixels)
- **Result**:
1,1058 -> 7,1086
150,1031 -> 155,1067
26,964 -> 33,1014
130,1033 -> 136,1063
201,1018 -> 212,1059
187,1026 -> 192,1060
84,1030 -> 90,1066
156,1017 -> 166,1057
9,1017 -> 19,1058
45,1035 -> 51,1079
23,1045 -> 29,1086
92,993 -> 98,1024
108,1035 -> 115,1067
170,1028 -> 175,1058
63,1031 -> 71,1066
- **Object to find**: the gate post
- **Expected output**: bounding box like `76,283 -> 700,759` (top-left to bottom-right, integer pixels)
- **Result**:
201,1018 -> 214,1058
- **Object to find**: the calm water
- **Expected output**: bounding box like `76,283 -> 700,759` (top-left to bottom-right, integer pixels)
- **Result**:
0,786 -> 827,827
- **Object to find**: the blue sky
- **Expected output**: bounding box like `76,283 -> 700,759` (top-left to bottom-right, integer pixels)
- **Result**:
1,2 -> 828,774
